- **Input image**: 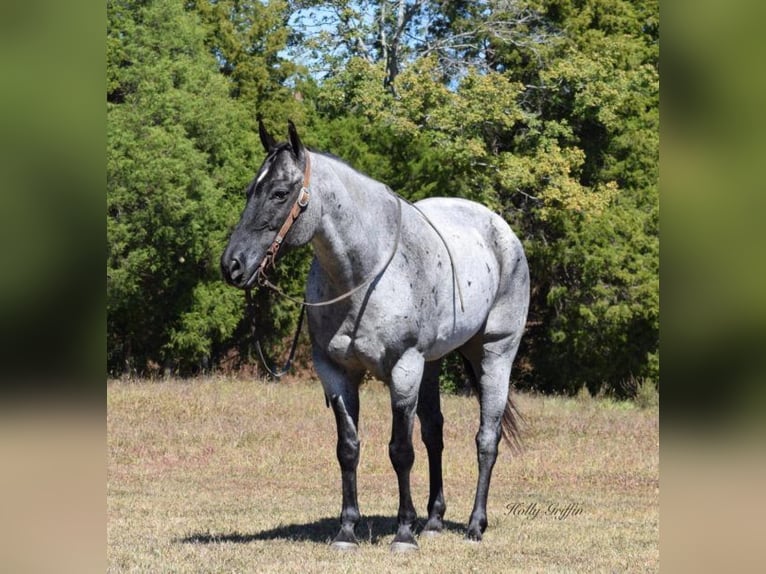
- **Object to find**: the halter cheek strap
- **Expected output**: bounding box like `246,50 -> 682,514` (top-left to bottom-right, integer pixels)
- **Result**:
256,153 -> 311,283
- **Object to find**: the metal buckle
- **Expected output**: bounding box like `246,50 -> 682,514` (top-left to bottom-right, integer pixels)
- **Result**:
297,187 -> 310,208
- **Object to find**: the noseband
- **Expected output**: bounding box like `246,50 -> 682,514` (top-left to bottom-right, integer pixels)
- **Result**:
255,152 -> 312,284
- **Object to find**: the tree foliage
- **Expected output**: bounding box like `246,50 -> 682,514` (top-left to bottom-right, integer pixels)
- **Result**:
108,0 -> 257,373
107,0 -> 658,396
188,0 -> 305,124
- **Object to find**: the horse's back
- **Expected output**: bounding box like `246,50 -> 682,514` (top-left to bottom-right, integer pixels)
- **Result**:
414,197 -> 526,281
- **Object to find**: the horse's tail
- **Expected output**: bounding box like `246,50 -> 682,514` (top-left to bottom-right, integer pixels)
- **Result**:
501,395 -> 524,455
461,355 -> 524,455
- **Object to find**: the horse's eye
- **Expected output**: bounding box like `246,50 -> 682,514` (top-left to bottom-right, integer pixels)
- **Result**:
272,189 -> 289,200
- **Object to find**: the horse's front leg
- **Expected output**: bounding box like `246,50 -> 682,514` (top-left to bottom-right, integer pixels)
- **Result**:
329,392 -> 361,549
388,348 -> 425,553
314,354 -> 363,551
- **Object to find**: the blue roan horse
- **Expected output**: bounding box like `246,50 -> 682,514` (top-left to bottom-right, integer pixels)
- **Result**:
221,121 -> 529,552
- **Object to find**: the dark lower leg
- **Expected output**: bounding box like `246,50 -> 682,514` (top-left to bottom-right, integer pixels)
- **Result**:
467,423 -> 501,540
417,363 -> 446,532
423,441 -> 446,532
330,394 -> 360,547
389,407 -> 418,547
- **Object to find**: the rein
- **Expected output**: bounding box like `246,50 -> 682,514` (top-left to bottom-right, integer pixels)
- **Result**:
255,151 -> 405,307
245,287 -> 305,378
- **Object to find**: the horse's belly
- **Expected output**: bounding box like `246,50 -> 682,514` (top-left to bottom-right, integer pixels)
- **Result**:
423,280 -> 496,360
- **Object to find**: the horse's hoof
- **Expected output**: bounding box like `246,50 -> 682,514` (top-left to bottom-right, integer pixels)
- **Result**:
421,518 -> 444,537
390,541 -> 419,553
465,536 -> 482,544
465,528 -> 483,542
330,540 -> 359,552
421,523 -> 443,538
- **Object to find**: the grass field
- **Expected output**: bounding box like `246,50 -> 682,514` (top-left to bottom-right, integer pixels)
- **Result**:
107,377 -> 658,573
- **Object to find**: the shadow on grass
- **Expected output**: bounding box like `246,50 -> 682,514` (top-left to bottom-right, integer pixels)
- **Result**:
178,515 -> 466,546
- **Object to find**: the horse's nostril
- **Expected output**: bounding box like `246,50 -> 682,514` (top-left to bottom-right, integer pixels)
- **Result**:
221,257 -> 244,284
227,257 -> 244,283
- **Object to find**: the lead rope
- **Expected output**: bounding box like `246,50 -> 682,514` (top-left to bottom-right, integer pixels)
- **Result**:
246,287 -> 306,378
247,187 -> 402,379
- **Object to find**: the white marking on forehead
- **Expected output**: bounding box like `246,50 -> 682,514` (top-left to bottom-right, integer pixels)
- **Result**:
255,164 -> 270,185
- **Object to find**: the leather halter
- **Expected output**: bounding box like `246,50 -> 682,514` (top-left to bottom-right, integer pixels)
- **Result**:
256,152 -> 311,284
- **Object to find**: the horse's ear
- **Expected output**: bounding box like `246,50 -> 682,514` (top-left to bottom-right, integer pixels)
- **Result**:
287,120 -> 305,162
258,117 -> 276,152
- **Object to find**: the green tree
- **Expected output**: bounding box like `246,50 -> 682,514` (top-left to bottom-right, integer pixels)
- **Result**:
107,0 -> 257,374
106,0 -> 659,394
518,0 -> 659,393
189,0 -> 306,125
289,1 -> 559,87
189,1 -> 319,369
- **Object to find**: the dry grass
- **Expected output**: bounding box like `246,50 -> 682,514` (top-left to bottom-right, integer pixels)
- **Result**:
107,377 -> 658,573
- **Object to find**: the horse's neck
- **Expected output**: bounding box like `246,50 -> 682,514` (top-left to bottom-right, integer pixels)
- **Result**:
310,155 -> 399,291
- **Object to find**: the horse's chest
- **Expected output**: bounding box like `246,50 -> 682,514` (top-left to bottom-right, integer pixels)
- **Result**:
317,310 -> 413,378
324,328 -> 389,374
309,276 -> 432,376
325,332 -> 356,363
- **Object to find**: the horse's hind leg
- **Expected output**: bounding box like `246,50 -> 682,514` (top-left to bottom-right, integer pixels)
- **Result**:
417,360 -> 446,535
387,348 -> 425,552
464,336 -> 517,541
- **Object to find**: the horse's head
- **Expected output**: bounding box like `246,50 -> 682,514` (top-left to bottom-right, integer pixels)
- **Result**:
221,120 -> 316,289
